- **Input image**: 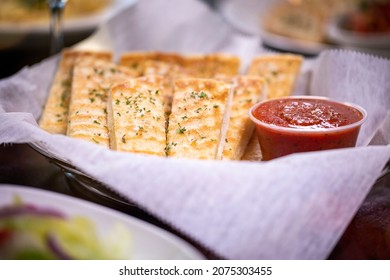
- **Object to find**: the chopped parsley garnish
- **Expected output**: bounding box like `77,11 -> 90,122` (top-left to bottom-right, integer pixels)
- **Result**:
93,68 -> 104,76
199,91 -> 207,98
59,90 -> 67,107
176,125 -> 186,134
61,79 -> 70,88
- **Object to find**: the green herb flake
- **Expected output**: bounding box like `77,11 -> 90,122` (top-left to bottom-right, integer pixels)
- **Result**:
59,91 -> 67,107
165,143 -> 171,154
93,68 -> 104,76
199,91 -> 207,98
176,126 -> 186,134
61,79 -> 70,88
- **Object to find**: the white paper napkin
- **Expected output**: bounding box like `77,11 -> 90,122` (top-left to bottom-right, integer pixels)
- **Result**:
0,0 -> 389,259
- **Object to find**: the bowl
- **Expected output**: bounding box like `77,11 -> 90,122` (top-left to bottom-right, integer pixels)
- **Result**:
249,96 -> 367,160
327,14 -> 390,50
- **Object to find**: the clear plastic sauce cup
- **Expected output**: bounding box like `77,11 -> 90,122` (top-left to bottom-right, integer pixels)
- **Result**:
249,96 -> 367,161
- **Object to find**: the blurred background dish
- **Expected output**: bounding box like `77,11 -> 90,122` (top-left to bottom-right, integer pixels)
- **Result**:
0,185 -> 204,260
217,0 -> 390,56
0,0 -> 110,30
327,0 -> 390,50
0,0 -> 136,50
217,0 -> 340,55
0,0 -> 136,79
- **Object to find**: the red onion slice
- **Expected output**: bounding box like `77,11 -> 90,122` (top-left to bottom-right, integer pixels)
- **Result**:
46,233 -> 73,260
0,204 -> 66,220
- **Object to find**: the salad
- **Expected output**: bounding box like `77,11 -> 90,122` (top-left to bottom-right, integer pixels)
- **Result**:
0,197 -> 132,260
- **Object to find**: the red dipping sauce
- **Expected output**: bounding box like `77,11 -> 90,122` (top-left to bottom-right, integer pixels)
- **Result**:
249,96 -> 367,160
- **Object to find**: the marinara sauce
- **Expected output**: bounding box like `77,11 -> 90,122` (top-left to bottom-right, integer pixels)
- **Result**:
250,96 -> 366,160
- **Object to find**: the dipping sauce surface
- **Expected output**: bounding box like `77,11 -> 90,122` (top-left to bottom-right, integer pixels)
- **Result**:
249,97 -> 366,160
253,98 -> 363,129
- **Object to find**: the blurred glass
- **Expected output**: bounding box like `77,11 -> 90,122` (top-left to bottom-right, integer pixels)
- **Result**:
49,0 -> 68,55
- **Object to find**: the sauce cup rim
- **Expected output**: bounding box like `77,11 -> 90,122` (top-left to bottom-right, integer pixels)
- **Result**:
249,95 -> 368,134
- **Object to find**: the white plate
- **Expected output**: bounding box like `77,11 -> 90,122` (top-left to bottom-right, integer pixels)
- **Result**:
0,0 -> 137,50
0,185 -> 204,260
217,0 -> 332,55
